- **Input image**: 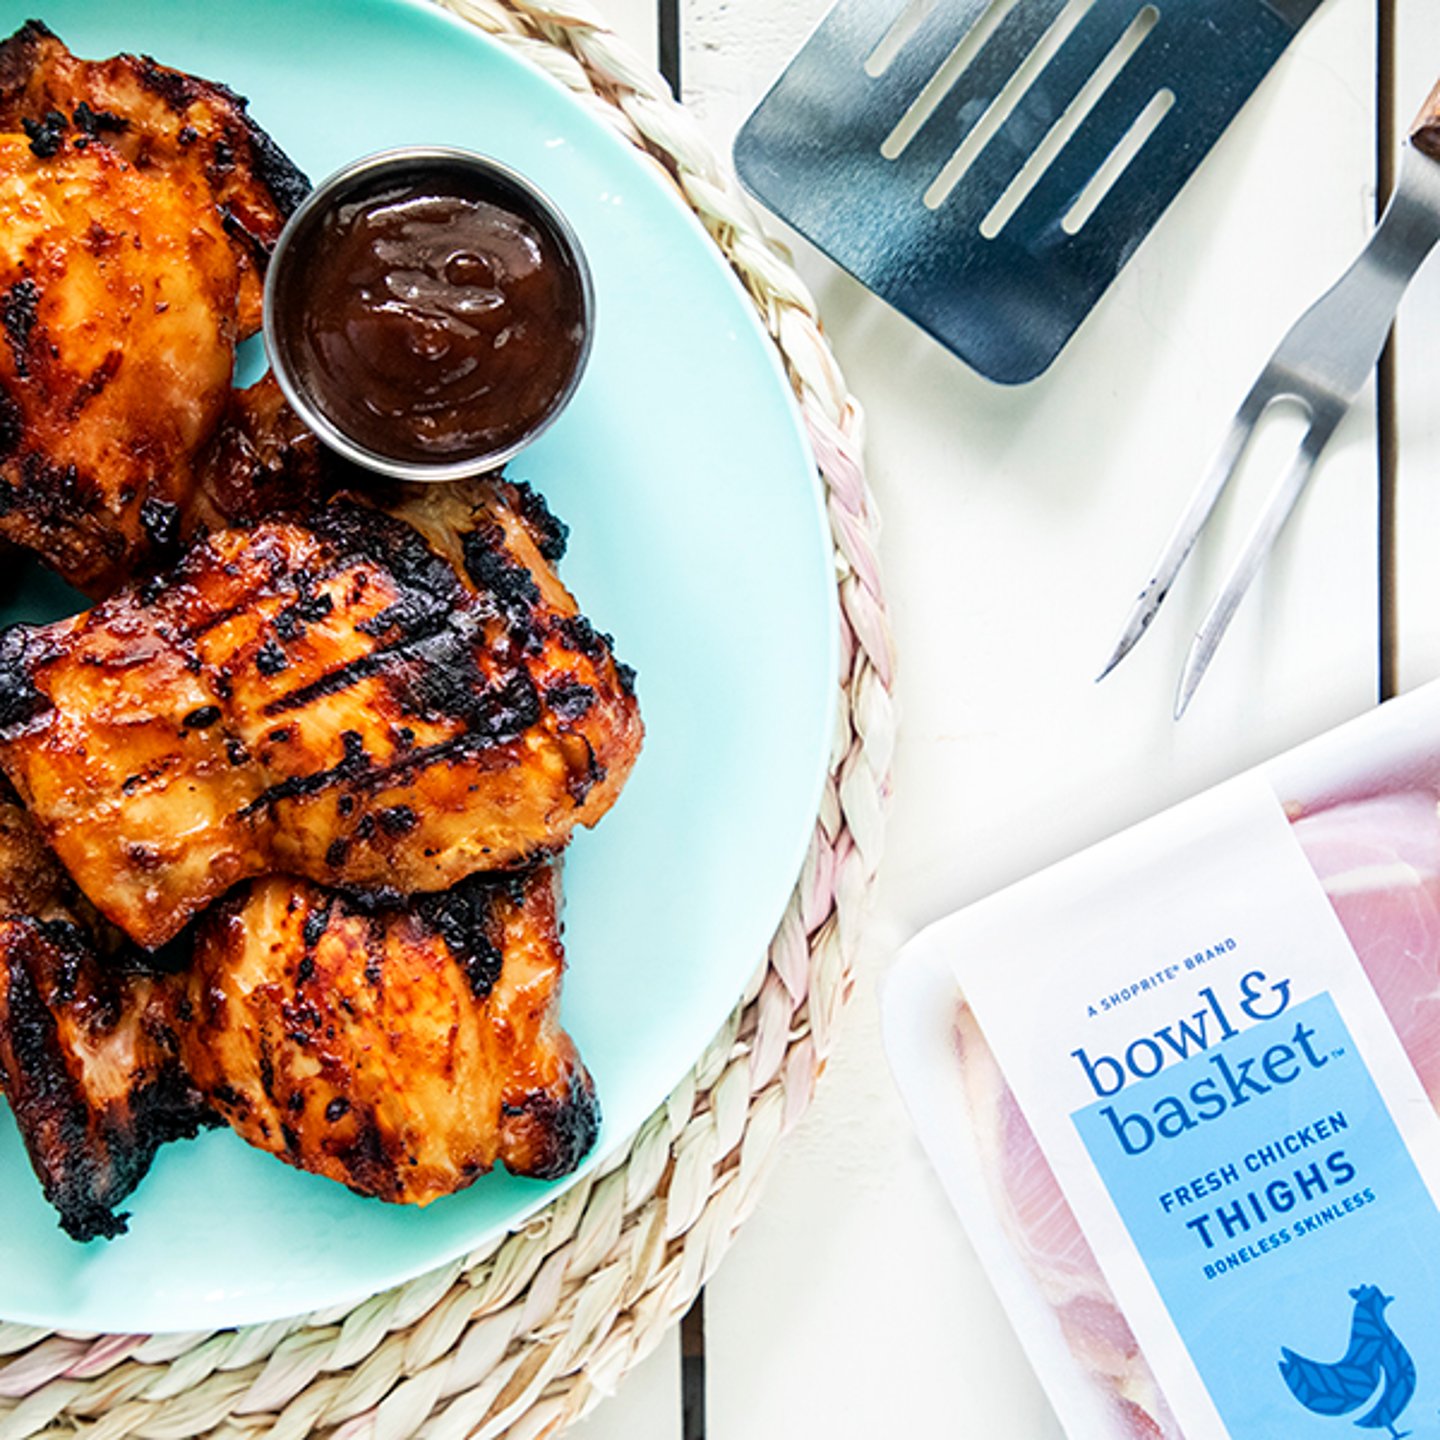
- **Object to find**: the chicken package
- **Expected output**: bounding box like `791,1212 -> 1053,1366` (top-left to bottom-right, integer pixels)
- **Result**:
883,683 -> 1440,1440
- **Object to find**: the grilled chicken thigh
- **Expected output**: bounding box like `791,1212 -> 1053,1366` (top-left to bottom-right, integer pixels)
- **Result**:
0,22 -> 306,592
0,479 -> 642,948
186,863 -> 597,1200
0,771 -> 88,926
0,920 -> 209,1240
191,372 -> 334,533
0,778 -> 212,1240
0,20 -> 308,322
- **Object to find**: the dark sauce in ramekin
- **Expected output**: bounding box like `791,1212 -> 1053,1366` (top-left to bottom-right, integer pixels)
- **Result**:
276,166 -> 587,468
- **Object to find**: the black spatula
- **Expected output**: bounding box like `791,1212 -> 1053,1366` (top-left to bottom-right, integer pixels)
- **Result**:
735,0 -> 1325,383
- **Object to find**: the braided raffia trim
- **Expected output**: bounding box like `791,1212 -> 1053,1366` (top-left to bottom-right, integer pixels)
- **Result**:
0,3 -> 893,1436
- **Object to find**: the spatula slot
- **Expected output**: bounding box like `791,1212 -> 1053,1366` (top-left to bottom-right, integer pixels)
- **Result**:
866,0 -> 944,77
881,0 -> 1023,160
1062,84 -> 1174,233
922,0 -> 1093,209
980,4 -> 1158,238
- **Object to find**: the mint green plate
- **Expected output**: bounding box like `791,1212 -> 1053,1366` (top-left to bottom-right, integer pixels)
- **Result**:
0,0 -> 836,1332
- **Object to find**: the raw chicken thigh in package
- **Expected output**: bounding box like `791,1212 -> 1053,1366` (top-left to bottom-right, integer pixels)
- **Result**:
884,683 -> 1440,1440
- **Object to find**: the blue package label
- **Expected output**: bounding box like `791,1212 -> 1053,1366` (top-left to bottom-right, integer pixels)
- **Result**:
1074,990 -> 1440,1437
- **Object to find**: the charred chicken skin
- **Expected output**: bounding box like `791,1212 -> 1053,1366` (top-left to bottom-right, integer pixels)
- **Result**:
0,778 -> 213,1241
0,478 -> 643,949
0,920 -> 210,1241
186,863 -> 597,1200
0,21 -> 307,593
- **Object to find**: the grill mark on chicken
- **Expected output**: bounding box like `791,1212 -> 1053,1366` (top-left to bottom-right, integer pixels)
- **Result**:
234,731 -> 371,815
259,651 -> 403,715
2,279 -> 39,377
252,580 -> 492,717
183,596 -> 264,640
273,586 -> 333,642
257,623 -> 546,741
175,558 -> 349,647
0,383 -> 21,459
462,525 -> 541,618
71,100 -> 126,139
65,349 -> 122,419
412,876 -> 513,1000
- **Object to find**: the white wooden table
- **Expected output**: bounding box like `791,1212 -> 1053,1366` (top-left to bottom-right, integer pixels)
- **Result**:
569,1 -> 1440,1434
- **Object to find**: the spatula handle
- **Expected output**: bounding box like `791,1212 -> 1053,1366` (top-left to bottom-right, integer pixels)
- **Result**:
1411,77 -> 1440,162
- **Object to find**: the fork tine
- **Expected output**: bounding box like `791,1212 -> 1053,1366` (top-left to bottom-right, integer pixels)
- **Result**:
1173,419 -> 1335,718
1095,381 -> 1271,682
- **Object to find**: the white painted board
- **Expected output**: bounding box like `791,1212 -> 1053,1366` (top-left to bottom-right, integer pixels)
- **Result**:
677,1 -> 1385,1437
568,1334 -> 683,1440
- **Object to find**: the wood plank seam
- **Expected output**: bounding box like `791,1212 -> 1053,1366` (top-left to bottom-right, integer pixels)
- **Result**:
657,14 -> 704,1440
660,0 -> 681,98
681,1292 -> 707,1440
1378,0 -> 1398,702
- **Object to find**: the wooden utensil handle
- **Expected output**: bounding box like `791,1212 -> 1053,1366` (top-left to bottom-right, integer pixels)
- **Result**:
1412,77 -> 1440,161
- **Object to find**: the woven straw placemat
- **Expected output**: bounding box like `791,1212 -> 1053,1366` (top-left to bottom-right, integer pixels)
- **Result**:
0,3 -> 892,1435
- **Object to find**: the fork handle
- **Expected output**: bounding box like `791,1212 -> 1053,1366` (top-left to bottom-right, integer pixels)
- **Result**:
1411,77 -> 1440,162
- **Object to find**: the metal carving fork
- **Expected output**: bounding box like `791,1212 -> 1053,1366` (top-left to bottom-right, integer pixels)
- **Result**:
1099,78 -> 1440,718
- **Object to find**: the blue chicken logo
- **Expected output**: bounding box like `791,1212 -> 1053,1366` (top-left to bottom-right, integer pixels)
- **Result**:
1279,1285 -> 1416,1437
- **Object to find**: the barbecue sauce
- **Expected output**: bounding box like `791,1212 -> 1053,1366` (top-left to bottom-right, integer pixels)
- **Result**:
284,173 -> 587,465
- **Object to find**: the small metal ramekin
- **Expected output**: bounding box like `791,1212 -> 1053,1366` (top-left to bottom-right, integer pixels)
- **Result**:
263,146 -> 594,483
